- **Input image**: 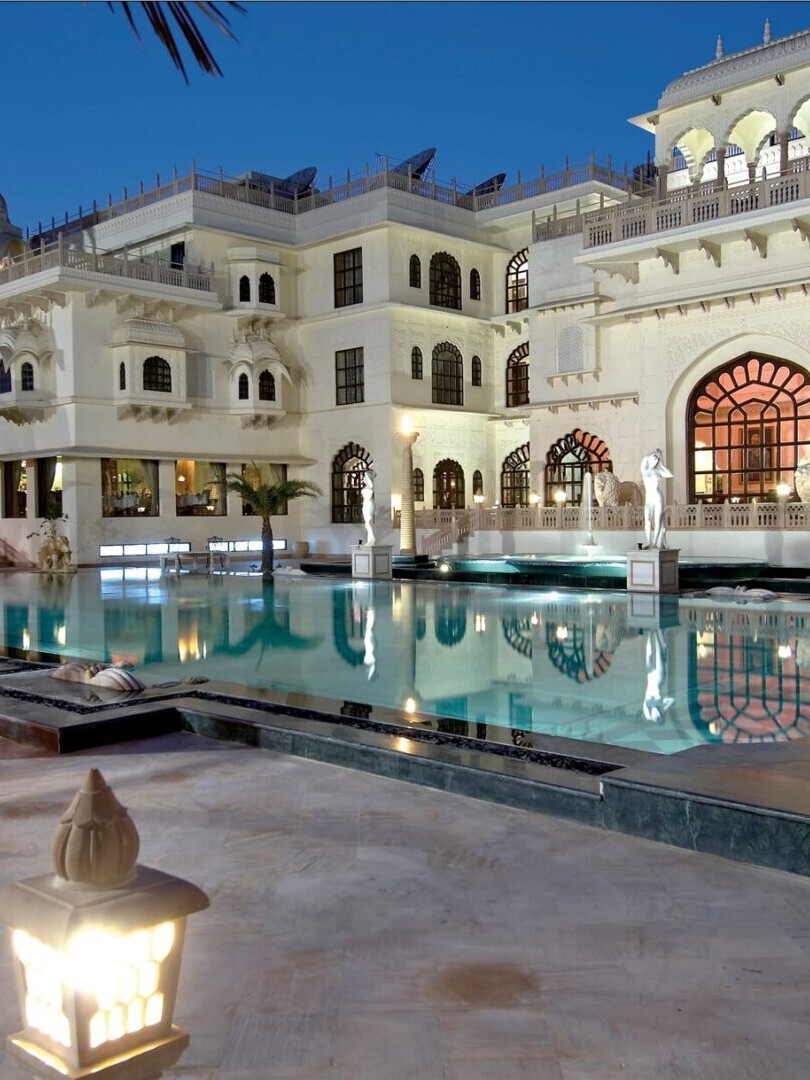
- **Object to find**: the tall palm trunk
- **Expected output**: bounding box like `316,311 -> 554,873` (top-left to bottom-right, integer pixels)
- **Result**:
261,516 -> 274,577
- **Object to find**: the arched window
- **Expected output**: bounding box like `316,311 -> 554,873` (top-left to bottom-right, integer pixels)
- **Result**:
143,355 -> 172,393
501,443 -> 530,507
506,342 -> 529,407
433,458 -> 465,509
469,268 -> 481,301
409,254 -> 421,288
238,372 -> 249,400
435,597 -> 467,647
258,369 -> 276,401
545,430 -> 611,506
239,274 -> 251,302
688,353 -> 810,503
411,346 -> 423,380
119,362 -> 126,391
506,248 -> 528,313
258,272 -> 276,304
20,362 -> 34,392
0,361 -> 10,394
471,355 -> 482,387
472,469 -> 483,497
429,252 -> 461,310
331,442 -> 373,524
413,467 -> 424,502
432,342 -> 463,406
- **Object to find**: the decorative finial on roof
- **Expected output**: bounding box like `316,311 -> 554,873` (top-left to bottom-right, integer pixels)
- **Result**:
764,18 -> 772,44
715,34 -> 724,60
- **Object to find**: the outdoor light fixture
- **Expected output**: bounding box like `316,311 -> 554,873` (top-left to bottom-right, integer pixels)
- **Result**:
473,494 -> 485,505
776,482 -> 792,500
553,489 -> 567,505
0,769 -> 209,1080
778,644 -> 793,660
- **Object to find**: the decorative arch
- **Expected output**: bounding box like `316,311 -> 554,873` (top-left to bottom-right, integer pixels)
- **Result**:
669,126 -> 715,180
258,272 -> 276,304
429,252 -> 461,310
546,621 -> 613,682
331,442 -> 373,524
435,597 -> 467,647
239,274 -> 251,302
238,372 -> 249,400
687,352 -> 810,502
506,342 -> 529,407
506,249 -> 528,313
545,430 -> 611,506
433,458 -> 464,509
791,96 -> 810,141
432,342 -> 463,406
724,108 -> 777,167
501,443 -> 530,507
143,355 -> 172,393
409,254 -> 421,288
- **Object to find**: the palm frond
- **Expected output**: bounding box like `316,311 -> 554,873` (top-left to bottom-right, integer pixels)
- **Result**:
109,1 -> 246,81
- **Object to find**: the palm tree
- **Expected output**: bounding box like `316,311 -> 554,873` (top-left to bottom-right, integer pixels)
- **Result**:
108,1 -> 246,81
225,472 -> 321,577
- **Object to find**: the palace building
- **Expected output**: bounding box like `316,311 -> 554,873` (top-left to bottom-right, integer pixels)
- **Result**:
3,22 -> 810,566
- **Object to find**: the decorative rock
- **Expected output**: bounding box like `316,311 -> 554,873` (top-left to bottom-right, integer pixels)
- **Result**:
704,586 -> 778,602
51,768 -> 140,888
795,460 -> 810,503
593,470 -> 620,507
51,662 -> 103,684
88,667 -> 146,692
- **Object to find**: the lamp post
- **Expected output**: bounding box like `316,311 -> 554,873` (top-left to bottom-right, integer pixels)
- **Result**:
399,418 -> 420,557
0,768 -> 208,1080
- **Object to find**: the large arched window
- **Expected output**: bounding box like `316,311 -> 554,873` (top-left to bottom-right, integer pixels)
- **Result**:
143,355 -> 172,393
239,274 -> 251,302
411,346 -> 423,380
433,458 -> 465,509
469,268 -> 481,301
331,442 -> 373,524
20,362 -> 34,391
432,342 -> 463,406
506,342 -> 529,407
258,272 -> 276,304
471,355 -> 482,387
429,252 -> 461,310
409,254 -> 421,288
506,248 -> 528,313
501,443 -> 530,507
688,353 -> 810,502
258,369 -> 276,401
545,430 -> 611,506
238,372 -> 249,400
413,467 -> 424,502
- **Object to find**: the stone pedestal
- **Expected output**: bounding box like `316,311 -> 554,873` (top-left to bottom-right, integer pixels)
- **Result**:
352,544 -> 393,579
627,591 -> 680,629
626,548 -> 679,594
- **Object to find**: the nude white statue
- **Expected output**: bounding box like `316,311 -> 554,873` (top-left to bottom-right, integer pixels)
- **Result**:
361,470 -> 376,545
363,607 -> 376,681
640,449 -> 673,550
642,629 -> 674,724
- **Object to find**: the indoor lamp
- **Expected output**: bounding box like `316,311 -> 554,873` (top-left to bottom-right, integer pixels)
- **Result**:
0,769 -> 209,1080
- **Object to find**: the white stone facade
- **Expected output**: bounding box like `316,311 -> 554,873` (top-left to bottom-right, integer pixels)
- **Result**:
4,25 -> 810,565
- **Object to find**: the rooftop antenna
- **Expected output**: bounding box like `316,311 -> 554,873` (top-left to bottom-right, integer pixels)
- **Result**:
764,18 -> 772,44
715,34 -> 724,60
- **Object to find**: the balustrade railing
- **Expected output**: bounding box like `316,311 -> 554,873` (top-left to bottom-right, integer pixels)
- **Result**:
533,158 -> 810,247
0,235 -> 213,292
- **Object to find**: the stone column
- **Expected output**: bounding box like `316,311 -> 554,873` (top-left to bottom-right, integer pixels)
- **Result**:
399,431 -> 419,556
657,163 -> 669,199
779,130 -> 790,174
715,147 -> 726,186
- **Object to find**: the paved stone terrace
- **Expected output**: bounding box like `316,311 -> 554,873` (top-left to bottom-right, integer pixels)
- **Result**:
1,733 -> 809,1080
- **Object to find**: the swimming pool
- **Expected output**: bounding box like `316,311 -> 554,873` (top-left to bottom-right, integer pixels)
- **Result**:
3,569 -> 810,755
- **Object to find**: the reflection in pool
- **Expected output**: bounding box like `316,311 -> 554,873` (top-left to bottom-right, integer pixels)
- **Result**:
3,570 -> 810,755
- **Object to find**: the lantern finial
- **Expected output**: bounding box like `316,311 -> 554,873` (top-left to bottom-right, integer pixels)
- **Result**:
51,768 -> 140,888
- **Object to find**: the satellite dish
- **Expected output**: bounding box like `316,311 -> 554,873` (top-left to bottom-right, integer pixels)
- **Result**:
242,166 -> 317,197
390,147 -> 436,180
466,173 -> 506,197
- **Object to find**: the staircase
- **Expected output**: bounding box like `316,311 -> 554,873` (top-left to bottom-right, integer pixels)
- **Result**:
422,511 -> 473,557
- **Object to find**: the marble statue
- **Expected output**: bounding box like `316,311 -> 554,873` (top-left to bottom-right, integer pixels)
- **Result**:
363,608 -> 377,680
642,629 -> 674,724
640,449 -> 673,549
361,469 -> 376,545
593,470 -> 620,507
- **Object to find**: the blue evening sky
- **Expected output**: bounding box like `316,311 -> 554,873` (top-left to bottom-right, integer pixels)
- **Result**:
3,1 -> 809,232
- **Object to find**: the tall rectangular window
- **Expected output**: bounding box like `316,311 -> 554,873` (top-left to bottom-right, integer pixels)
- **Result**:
334,248 -> 363,307
3,461 -> 26,518
36,457 -> 63,518
336,347 -> 365,406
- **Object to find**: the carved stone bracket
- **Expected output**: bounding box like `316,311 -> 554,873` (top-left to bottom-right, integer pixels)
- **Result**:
655,248 -> 680,274
116,404 -> 186,423
744,230 -> 767,259
239,412 -> 286,429
791,218 -> 810,247
698,240 -> 721,267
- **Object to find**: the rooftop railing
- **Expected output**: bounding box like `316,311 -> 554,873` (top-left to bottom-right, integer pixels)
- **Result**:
27,159 -> 642,246
0,234 -> 213,292
534,157 -> 810,246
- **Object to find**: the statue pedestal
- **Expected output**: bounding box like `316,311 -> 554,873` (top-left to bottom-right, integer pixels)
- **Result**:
352,544 -> 392,579
626,548 -> 679,594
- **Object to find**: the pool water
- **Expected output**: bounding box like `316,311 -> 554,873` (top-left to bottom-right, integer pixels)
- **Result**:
4,569 -> 810,756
